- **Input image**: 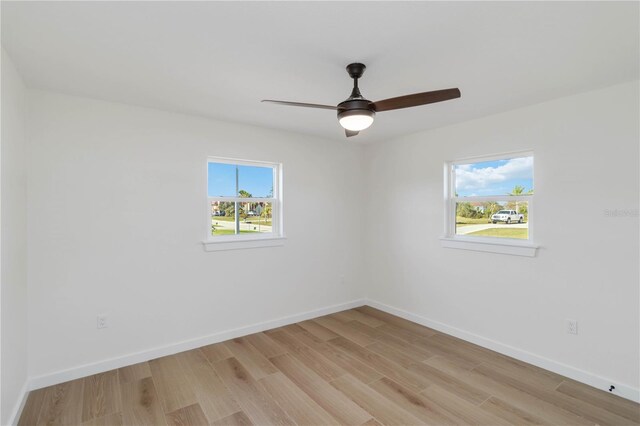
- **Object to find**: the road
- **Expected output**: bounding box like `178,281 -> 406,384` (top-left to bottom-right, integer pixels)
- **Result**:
457,222 -> 527,235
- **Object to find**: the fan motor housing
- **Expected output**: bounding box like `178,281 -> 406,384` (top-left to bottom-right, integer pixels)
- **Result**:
337,99 -> 376,121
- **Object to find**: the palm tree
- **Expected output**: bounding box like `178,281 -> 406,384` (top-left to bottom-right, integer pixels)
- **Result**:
509,185 -> 525,196
507,185 -> 533,213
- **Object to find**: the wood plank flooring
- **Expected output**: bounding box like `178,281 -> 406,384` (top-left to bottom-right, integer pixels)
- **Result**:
19,307 -> 640,425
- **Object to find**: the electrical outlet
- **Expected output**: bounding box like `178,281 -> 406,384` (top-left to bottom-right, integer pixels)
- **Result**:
97,315 -> 109,329
566,319 -> 578,335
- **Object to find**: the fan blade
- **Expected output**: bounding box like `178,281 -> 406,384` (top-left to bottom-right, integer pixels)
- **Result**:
371,88 -> 461,112
262,100 -> 337,110
345,129 -> 359,138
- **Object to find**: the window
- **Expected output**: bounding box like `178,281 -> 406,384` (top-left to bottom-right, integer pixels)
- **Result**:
442,152 -> 537,256
204,157 -> 283,250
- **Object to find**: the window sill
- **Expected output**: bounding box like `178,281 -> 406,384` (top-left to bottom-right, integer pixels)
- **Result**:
440,236 -> 538,257
202,236 -> 286,252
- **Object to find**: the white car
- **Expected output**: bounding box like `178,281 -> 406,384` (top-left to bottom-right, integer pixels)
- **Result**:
491,210 -> 524,224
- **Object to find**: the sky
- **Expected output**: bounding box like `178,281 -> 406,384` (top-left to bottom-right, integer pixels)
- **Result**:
455,156 -> 533,197
208,162 -> 273,197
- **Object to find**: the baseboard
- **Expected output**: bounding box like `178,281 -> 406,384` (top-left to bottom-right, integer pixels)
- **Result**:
7,380 -> 29,426
366,299 -> 640,403
28,298 -> 366,391
23,297 -> 640,406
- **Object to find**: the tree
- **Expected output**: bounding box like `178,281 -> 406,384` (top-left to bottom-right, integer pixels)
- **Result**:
261,203 -> 272,220
217,201 -> 234,217
507,185 -> 533,213
457,202 -> 479,218
238,190 -> 252,220
224,204 -> 236,217
482,201 -> 502,217
509,185 -> 526,196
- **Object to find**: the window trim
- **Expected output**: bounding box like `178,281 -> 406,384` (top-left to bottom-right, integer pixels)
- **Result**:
442,151 -> 538,257
202,156 -> 284,251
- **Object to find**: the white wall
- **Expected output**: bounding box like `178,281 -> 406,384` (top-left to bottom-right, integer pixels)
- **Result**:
1,49 -> 29,424
9,74 -> 640,408
26,90 -> 365,381
364,81 -> 640,397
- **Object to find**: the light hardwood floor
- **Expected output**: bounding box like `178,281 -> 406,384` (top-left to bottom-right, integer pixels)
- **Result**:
19,307 -> 640,425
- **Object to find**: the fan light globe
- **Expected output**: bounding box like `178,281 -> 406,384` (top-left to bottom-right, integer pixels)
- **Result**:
338,111 -> 375,131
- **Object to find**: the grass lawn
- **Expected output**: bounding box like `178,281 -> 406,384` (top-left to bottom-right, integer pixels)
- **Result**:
456,216 -> 491,227
466,228 -> 528,239
456,216 -> 528,227
211,229 -> 259,236
212,216 -> 234,222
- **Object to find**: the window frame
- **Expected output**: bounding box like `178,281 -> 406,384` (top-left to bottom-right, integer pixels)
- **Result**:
203,156 -> 284,251
441,151 -> 538,257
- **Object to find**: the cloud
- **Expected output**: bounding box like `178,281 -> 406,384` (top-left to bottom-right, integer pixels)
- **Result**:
455,156 -> 533,193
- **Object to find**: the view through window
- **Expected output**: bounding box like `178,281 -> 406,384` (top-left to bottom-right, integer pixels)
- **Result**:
450,154 -> 533,240
207,158 -> 281,239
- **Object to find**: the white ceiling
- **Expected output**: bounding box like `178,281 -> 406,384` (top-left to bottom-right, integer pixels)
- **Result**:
2,1 -> 638,143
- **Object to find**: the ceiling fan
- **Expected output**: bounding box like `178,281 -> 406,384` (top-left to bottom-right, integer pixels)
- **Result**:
262,63 -> 461,137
